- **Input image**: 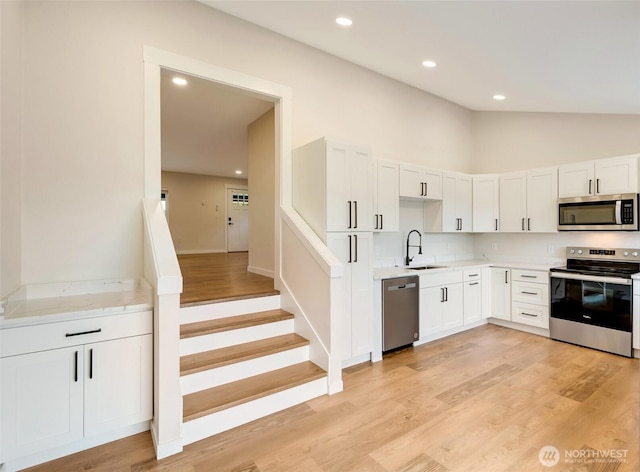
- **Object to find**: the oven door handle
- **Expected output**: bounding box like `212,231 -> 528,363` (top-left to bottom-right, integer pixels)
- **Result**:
550,271 -> 632,286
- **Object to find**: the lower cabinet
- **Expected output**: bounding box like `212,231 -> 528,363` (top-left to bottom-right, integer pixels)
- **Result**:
0,311 -> 152,464
463,270 -> 482,324
490,268 -> 512,320
419,271 -> 463,338
510,269 -> 549,329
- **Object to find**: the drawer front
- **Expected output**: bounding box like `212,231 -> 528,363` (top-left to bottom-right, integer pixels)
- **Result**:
463,269 -> 482,282
1,310 -> 152,358
512,302 -> 549,329
512,281 -> 549,305
420,270 -> 463,288
512,269 -> 549,284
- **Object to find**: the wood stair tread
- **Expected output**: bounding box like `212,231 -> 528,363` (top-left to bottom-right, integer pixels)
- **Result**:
180,309 -> 294,339
183,361 -> 326,422
180,333 -> 310,376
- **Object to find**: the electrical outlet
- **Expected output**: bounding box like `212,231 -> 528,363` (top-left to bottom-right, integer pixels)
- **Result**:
491,243 -> 498,251
547,245 -> 554,254
375,246 -> 381,256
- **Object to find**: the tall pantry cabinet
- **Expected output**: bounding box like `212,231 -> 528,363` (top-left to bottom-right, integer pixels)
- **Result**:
292,138 -> 374,364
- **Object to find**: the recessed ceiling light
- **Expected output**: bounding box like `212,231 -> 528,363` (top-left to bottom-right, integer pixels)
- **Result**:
172,77 -> 187,86
422,60 -> 437,68
493,94 -> 506,101
336,17 -> 353,27
235,170 -> 243,175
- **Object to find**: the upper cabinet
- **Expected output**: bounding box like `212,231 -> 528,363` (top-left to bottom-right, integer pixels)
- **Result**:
558,154 -> 639,198
424,171 -> 473,233
293,138 -> 374,239
373,160 -> 399,232
499,167 -> 558,233
399,164 -> 442,200
472,174 -> 500,232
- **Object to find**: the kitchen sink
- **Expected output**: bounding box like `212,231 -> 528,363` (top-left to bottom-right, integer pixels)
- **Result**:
407,265 -> 446,270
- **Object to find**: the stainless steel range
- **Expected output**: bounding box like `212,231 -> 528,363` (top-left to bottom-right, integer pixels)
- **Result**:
550,247 -> 640,357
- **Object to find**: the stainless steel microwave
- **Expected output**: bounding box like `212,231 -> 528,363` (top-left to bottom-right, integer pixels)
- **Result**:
558,193 -> 639,231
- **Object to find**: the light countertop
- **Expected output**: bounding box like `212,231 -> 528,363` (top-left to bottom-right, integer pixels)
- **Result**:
0,278 -> 153,329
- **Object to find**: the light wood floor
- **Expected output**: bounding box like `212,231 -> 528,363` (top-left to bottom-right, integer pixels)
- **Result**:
27,325 -> 639,471
177,252 -> 277,306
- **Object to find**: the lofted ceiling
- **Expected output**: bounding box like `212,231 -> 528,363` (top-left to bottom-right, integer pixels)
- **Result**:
204,0 -> 640,114
161,68 -> 274,178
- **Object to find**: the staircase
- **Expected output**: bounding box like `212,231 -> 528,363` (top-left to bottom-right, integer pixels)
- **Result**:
179,294 -> 328,445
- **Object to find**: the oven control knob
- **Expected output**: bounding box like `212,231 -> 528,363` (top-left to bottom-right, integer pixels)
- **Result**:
633,252 -> 639,257
624,251 -> 629,256
569,249 -> 575,254
577,249 -> 583,255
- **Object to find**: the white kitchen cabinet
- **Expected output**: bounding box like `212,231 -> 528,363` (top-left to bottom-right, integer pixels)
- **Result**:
419,271 -> 463,338
490,268 -> 511,320
373,159 -> 399,232
327,232 -> 373,360
0,311 -> 152,464
510,269 -> 549,329
399,164 -> 442,200
558,154 -> 639,198
463,270 -> 482,325
499,167 -> 557,233
1,347 -> 84,461
473,174 -> 500,232
424,171 -> 472,233
293,138 -> 373,238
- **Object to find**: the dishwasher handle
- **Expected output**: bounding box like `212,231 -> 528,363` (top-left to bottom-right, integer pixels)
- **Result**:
387,282 -> 417,291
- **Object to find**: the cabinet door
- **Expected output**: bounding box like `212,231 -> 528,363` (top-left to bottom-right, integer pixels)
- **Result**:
464,280 -> 482,324
526,167 -> 558,232
423,168 -> 443,200
491,268 -> 511,320
456,175 -> 473,232
442,284 -> 463,330
419,286 -> 444,338
558,161 -> 594,198
441,173 -> 458,232
84,335 -> 152,437
374,160 -> 399,232
326,233 -> 353,360
473,175 -> 499,232
325,142 -> 350,231
595,155 -> 639,195
499,172 -> 527,232
1,347 -> 83,461
349,232 -> 373,358
399,164 -> 423,199
349,146 -> 374,232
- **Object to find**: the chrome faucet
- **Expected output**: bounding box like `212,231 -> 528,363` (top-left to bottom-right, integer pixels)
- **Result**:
405,229 -> 422,266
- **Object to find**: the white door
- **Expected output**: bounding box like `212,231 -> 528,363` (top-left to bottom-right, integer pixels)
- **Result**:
499,172 -> 527,232
526,167 -> 558,232
227,188 -> 249,252
473,175 -> 499,232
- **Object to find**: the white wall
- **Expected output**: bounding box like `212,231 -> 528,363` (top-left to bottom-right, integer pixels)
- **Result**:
0,0 -> 23,297
472,112 -> 640,173
248,108 -> 275,277
14,0 -> 473,286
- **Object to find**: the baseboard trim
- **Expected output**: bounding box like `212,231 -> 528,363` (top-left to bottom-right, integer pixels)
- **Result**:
150,421 -> 183,460
247,265 -> 275,278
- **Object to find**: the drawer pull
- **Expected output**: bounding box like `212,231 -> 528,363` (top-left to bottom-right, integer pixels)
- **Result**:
468,273 -> 479,277
521,312 -> 538,317
521,275 -> 537,279
521,291 -> 538,295
469,282 -> 479,286
65,328 -> 102,338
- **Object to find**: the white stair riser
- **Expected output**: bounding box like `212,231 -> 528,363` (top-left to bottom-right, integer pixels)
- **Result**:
182,377 -> 327,446
180,295 -> 281,324
181,346 -> 310,394
180,319 -> 294,356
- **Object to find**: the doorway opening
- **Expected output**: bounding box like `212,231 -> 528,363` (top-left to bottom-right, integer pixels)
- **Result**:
144,47 -> 291,305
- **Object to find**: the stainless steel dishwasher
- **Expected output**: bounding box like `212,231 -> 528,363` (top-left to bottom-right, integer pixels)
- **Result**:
383,276 -> 419,352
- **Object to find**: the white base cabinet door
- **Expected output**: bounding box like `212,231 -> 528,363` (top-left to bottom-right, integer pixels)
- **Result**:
463,280 -> 482,325
419,282 -> 463,338
1,347 -> 84,462
84,335 -> 153,437
491,268 -> 511,320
